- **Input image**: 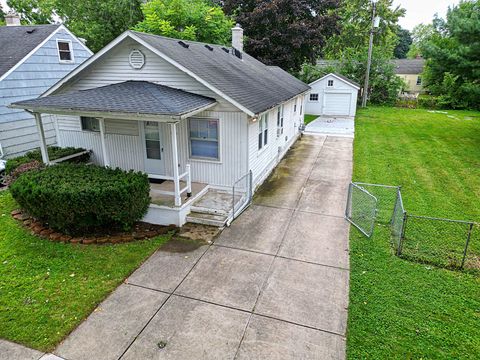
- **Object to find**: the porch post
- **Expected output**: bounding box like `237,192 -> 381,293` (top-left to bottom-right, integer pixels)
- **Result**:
98,118 -> 110,167
170,122 -> 181,206
33,112 -> 50,164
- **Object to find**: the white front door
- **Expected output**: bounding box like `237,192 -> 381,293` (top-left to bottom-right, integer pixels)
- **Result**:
142,121 -> 165,175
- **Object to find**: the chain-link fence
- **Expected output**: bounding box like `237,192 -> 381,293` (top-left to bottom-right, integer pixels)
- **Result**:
346,182 -> 480,273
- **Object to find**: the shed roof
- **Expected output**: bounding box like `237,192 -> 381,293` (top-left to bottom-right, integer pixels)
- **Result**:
310,73 -> 360,90
392,59 -> 425,74
0,25 -> 60,78
10,81 -> 217,118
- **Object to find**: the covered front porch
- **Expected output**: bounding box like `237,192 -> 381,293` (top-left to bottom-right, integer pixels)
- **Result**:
10,81 -> 252,227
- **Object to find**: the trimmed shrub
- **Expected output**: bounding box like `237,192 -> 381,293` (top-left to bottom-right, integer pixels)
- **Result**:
5,146 -> 90,174
4,160 -> 43,186
418,94 -> 440,109
10,164 -> 151,235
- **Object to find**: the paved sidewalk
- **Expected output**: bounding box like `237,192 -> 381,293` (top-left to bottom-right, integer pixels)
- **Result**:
51,134 -> 352,360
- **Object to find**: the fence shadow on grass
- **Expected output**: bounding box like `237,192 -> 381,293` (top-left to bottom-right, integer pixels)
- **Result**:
346,182 -> 480,274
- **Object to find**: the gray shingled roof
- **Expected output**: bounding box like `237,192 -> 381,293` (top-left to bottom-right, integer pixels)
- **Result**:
332,73 -> 361,88
132,31 -> 310,115
10,81 -> 216,116
392,59 -> 425,74
0,25 -> 60,78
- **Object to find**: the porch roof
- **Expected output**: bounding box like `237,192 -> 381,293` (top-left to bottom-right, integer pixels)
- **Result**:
9,81 -> 217,120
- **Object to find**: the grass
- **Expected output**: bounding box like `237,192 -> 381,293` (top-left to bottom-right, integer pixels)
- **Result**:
304,114 -> 318,125
347,106 -> 480,359
0,191 -> 171,352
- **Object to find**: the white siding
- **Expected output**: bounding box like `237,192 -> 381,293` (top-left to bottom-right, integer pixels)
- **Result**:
305,74 -> 358,118
61,39 -> 238,113
0,28 -> 91,158
248,96 -> 303,188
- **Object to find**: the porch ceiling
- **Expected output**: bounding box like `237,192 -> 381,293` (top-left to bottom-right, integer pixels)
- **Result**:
9,81 -> 217,121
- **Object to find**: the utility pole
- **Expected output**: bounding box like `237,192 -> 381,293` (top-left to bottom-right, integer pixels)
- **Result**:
362,0 -> 380,108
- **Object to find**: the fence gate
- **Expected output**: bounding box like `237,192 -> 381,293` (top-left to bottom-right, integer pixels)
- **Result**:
345,183 -> 378,237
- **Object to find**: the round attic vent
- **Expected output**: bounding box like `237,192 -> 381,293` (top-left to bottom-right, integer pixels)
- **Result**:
129,49 -> 145,69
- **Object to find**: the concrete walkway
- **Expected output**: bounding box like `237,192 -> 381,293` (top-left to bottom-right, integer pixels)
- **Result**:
47,134 -> 352,360
305,116 -> 354,137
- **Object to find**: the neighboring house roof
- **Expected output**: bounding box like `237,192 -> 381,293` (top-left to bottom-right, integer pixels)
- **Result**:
0,25 -> 60,78
309,73 -> 360,90
392,59 -> 425,75
10,81 -> 217,119
44,31 -> 310,116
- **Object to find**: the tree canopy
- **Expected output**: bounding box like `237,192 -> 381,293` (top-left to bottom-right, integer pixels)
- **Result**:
134,0 -> 233,45
393,28 -> 412,59
222,0 -> 341,72
406,23 -> 435,58
0,4 -> 5,24
7,0 -> 144,52
421,0 -> 480,109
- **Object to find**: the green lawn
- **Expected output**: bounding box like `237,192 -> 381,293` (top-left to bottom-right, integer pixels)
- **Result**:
0,191 -> 171,351
348,106 -> 480,359
304,114 -> 318,125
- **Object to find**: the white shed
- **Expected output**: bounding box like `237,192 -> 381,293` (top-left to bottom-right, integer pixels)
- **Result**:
305,73 -> 360,118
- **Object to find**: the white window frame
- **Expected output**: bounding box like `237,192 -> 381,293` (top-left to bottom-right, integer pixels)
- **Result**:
80,117 -> 100,132
56,39 -> 74,64
188,117 -> 221,162
327,79 -> 334,87
276,105 -> 284,138
416,76 -> 422,86
309,93 -> 319,102
258,113 -> 269,151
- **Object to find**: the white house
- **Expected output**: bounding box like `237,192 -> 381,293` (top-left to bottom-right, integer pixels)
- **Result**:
306,73 -> 359,118
0,15 -> 92,158
10,26 -> 310,227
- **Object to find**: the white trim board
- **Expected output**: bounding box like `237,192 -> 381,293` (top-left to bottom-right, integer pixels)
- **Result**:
309,73 -> 360,90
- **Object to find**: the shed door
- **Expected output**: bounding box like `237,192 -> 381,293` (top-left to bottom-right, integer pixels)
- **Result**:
142,121 -> 165,175
324,92 -> 352,116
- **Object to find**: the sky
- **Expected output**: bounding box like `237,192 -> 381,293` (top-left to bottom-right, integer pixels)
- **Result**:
392,0 -> 461,30
2,0 -> 461,30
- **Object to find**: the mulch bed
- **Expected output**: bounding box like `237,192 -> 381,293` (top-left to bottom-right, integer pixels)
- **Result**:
11,209 -> 177,245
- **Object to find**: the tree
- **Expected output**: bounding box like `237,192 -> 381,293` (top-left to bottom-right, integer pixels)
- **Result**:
222,0 -> 341,72
323,0 -> 406,58
406,23 -> 435,58
393,28 -> 412,58
134,0 -> 233,45
1,4 -> 5,25
7,0 -> 144,52
421,1 -> 480,109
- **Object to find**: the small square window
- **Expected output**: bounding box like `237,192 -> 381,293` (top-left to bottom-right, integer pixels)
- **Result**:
327,79 -> 334,87
309,93 -> 319,101
81,117 -> 100,132
57,40 -> 73,63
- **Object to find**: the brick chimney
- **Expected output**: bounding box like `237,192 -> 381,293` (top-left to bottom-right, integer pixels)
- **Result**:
5,12 -> 21,26
232,23 -> 243,52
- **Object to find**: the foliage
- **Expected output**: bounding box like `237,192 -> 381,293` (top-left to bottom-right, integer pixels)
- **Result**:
406,23 -> 435,58
5,146 -> 89,174
10,164 -> 151,235
0,3 -> 5,23
0,190 -> 170,351
393,28 -> 412,58
323,0 -> 406,59
4,160 -> 43,186
348,106 -> 480,359
417,94 -> 440,109
222,0 -> 341,72
7,0 -> 144,52
421,1 -> 480,110
134,0 -> 233,45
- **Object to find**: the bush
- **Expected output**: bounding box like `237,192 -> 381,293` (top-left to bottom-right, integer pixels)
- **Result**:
5,146 -> 90,174
418,94 -> 440,109
10,164 -> 151,235
3,160 -> 43,186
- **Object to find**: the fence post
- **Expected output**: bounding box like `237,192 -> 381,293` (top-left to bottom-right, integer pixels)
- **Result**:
345,183 -> 352,219
461,222 -> 474,269
397,211 -> 408,256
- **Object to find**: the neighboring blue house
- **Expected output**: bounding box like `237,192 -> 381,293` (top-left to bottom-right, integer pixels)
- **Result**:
0,18 -> 92,158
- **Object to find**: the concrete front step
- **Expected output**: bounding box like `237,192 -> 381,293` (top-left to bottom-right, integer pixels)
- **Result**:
186,211 -> 229,227
190,205 -> 229,216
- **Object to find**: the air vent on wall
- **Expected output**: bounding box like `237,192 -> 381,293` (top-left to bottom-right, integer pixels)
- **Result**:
129,49 -> 145,69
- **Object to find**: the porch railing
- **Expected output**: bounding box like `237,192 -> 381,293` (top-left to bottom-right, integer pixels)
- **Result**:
149,164 -> 192,206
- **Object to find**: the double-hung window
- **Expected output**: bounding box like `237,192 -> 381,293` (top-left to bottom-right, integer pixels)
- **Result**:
57,40 -> 74,63
258,113 -> 268,150
189,118 -> 219,160
276,105 -> 284,137
416,76 -> 422,86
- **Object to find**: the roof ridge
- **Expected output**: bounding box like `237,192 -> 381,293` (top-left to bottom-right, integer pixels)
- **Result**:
129,30 -> 230,49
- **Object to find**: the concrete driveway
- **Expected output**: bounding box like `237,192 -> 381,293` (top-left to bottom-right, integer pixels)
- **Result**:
305,116 -> 354,137
51,134 -> 353,360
